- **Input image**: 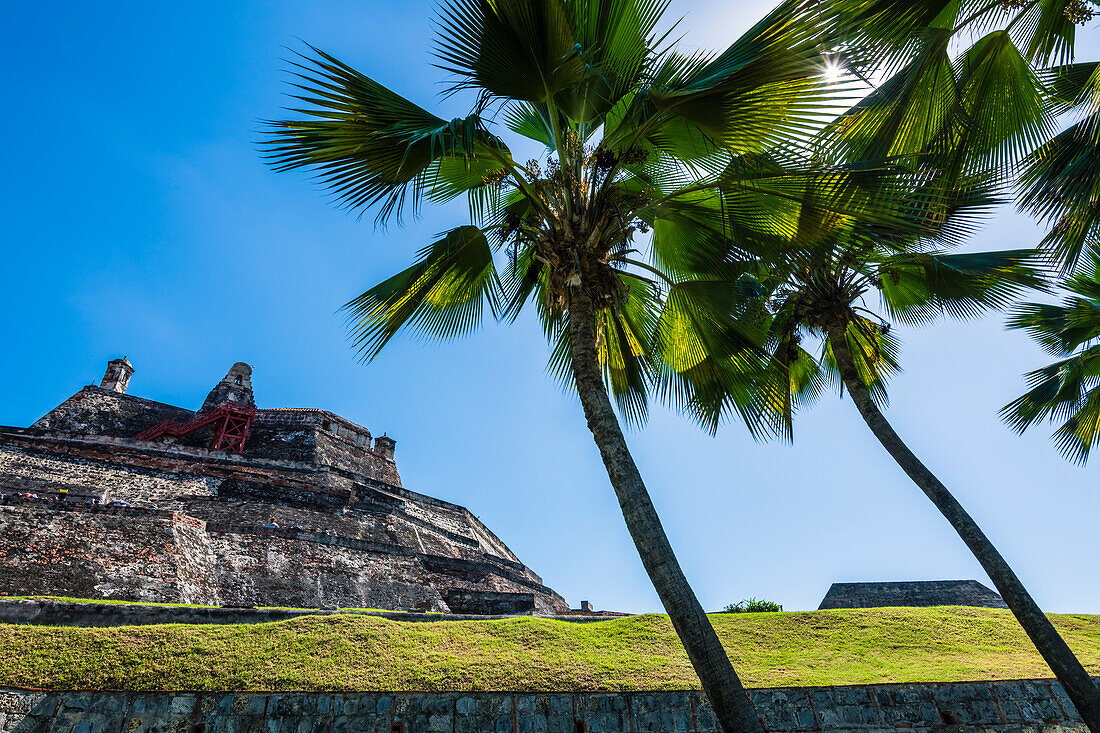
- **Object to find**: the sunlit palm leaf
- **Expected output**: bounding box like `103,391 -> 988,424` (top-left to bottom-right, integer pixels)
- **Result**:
1018,111 -> 1100,271
1002,346 -> 1100,462
653,279 -> 774,436
943,30 -> 1049,174
343,226 -> 498,359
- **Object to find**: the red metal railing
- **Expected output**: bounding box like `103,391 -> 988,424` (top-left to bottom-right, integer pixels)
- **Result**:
135,403 -> 257,453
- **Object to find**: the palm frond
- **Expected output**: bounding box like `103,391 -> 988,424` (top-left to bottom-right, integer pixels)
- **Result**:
342,226 -> 499,360
263,46 -> 507,226
878,249 -> 1047,325
1018,112 -> 1100,271
653,279 -> 775,436
1001,345 -> 1100,462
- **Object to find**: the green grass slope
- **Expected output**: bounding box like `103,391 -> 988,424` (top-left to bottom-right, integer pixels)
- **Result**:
2,607 -> 1098,692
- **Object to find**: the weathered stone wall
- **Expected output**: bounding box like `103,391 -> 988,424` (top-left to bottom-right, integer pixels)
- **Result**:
0,499 -> 567,613
252,409 -> 401,486
0,374 -> 567,615
818,581 -> 1009,610
0,442 -> 216,504
31,388 -> 194,439
0,598 -> 610,626
171,519 -> 222,604
313,425 -> 401,487
205,529 -> 448,611
0,504 -> 217,603
174,497 -> 406,545
0,680 -> 1094,733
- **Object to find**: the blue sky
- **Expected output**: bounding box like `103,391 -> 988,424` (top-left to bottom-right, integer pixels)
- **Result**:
1,1 -> 1097,614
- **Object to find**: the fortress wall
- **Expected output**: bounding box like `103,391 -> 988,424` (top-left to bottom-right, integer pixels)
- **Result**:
171,519 -> 222,605
204,530 -> 448,611
216,475 -> 352,510
0,680 -> 1093,733
415,555 -> 568,613
250,410 -> 400,483
176,498 -> 412,547
31,387 -> 195,438
400,501 -> 481,546
0,505 -> 215,604
314,429 -> 402,486
0,443 -> 215,503
241,421 -> 315,463
819,581 -> 1009,610
0,499 -> 565,613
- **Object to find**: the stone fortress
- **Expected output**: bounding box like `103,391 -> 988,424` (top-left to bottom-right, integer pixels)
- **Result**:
0,359 -> 568,615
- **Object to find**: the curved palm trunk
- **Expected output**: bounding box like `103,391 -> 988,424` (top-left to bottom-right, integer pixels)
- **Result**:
568,291 -> 764,733
827,324 -> 1100,732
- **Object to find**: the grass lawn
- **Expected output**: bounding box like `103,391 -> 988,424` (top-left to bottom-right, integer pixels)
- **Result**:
1,606 -> 1098,692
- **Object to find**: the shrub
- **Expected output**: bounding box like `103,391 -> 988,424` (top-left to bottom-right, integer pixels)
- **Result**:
722,598 -> 783,613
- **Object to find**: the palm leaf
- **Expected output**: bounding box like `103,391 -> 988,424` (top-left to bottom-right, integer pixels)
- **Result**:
342,226 -> 499,359
1001,345 -> 1100,462
877,249 -> 1046,325
653,279 -> 774,436
263,47 -> 507,225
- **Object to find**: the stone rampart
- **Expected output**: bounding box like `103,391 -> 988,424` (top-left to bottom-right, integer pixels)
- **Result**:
0,499 -> 566,613
819,581 -> 1009,610
0,680 -> 1094,733
0,504 -> 217,604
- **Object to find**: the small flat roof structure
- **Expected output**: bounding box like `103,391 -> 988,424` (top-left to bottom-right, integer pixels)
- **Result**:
818,580 -> 1008,610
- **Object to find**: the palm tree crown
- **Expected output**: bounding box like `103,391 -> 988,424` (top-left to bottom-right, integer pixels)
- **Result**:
263,0 -> 912,430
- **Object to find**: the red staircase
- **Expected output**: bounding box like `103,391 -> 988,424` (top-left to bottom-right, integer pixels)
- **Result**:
135,403 -> 257,453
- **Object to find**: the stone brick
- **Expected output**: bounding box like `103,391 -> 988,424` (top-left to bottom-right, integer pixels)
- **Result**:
514,694 -> 573,733
0,683 -> 1096,733
932,682 -> 1003,725
631,692 -> 693,732
870,683 -> 941,727
807,686 -> 880,728
392,694 -> 453,733
689,692 -> 721,733
578,693 -> 630,733
991,681 -> 1067,724
454,694 -> 513,733
751,689 -> 816,732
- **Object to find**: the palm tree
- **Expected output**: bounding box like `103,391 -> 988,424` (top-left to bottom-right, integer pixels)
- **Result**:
1004,254 -> 1100,463
720,1 -> 1100,725
667,154 -> 1100,726
261,0 -> 897,729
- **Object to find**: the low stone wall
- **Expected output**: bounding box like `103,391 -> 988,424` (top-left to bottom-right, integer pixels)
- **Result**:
0,680 -> 1093,733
